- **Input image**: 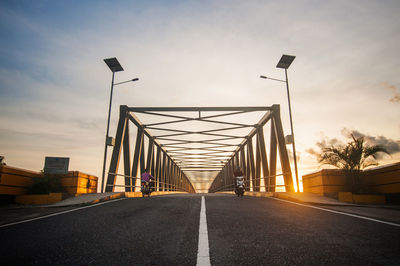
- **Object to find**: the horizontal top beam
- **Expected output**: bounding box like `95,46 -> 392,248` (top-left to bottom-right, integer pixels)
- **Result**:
127,106 -> 272,112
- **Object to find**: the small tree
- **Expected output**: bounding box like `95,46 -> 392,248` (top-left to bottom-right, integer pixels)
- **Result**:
27,174 -> 63,194
319,135 -> 389,193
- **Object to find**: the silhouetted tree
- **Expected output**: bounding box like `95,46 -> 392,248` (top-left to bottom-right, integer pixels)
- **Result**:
319,135 -> 389,193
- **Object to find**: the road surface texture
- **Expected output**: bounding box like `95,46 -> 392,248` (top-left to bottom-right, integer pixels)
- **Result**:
206,195 -> 400,265
1,194 -> 400,265
1,195 -> 201,265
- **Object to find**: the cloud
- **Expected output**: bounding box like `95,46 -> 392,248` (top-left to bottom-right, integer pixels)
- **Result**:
341,129 -> 400,155
307,129 -> 400,160
306,136 -> 342,162
305,148 -> 318,157
383,83 -> 400,103
317,138 -> 341,149
390,95 -> 400,103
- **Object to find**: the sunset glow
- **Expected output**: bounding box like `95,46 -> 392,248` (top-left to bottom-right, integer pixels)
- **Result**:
1,1 -> 399,192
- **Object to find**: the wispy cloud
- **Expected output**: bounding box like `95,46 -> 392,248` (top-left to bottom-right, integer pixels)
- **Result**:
383,82 -> 400,103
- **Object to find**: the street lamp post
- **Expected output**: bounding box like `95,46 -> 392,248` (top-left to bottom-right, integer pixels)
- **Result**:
260,54 -> 300,192
101,57 -> 139,193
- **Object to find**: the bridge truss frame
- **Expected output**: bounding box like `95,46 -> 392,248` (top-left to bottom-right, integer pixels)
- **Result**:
105,104 -> 294,193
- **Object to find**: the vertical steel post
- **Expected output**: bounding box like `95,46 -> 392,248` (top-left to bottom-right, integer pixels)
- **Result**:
272,105 -> 294,192
140,137 -> 145,174
123,121 -> 131,192
227,160 -> 231,190
173,163 -> 176,191
240,147 -> 246,182
131,128 -> 143,192
234,151 -> 239,168
162,152 -> 166,191
150,144 -> 156,177
285,68 -> 300,192
167,157 -> 172,191
223,166 -> 226,191
101,71 -> 115,193
255,133 -> 261,192
105,106 -> 128,192
269,118 -> 277,192
257,128 -> 270,192
155,146 -> 161,192
245,144 -> 251,191
247,137 -> 256,192
146,139 -> 153,173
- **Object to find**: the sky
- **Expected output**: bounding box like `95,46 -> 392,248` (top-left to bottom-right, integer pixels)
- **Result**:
1,0 -> 399,192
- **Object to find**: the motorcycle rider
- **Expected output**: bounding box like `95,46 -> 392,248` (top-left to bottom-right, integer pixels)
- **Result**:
141,169 -> 155,192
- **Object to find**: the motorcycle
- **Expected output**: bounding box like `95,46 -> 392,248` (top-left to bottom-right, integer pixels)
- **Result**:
141,181 -> 153,197
235,176 -> 245,197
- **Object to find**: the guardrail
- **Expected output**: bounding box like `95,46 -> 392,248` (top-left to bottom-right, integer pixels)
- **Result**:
106,172 -> 190,193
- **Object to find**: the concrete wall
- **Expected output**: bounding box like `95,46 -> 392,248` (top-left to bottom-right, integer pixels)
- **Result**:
0,165 -> 97,196
0,165 -> 41,195
61,171 -> 98,195
302,169 -> 346,196
16,193 -> 63,205
302,162 -> 400,196
362,163 -> 400,194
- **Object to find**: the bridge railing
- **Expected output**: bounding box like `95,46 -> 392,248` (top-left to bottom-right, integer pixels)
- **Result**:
208,105 -> 296,193
106,172 -> 191,192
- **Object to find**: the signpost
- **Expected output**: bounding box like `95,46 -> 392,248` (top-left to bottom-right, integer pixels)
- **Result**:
44,157 -> 70,174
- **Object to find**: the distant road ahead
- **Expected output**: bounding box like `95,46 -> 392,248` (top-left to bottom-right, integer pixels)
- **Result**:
1,194 -> 399,265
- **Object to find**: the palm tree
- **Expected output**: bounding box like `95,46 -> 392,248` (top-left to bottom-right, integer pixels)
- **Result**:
319,135 -> 389,193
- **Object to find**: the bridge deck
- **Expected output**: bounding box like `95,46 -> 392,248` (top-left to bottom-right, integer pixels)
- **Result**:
1,194 -> 399,265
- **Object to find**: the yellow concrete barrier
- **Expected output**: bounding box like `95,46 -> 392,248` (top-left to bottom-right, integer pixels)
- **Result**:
216,191 -> 274,197
16,193 -> 63,205
303,162 -> 400,197
125,192 -> 143,198
352,194 -> 386,204
60,171 -> 98,195
0,165 -> 41,195
245,191 -> 274,197
1,165 -> 99,197
338,192 -> 353,203
363,163 -> 400,194
302,169 -> 346,196
338,192 -> 386,204
124,191 -> 189,198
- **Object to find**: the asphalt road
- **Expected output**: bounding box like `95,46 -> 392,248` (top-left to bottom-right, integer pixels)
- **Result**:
1,194 -> 400,265
206,195 -> 400,265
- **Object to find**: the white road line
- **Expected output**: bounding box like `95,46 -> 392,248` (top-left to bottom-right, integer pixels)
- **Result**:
271,197 -> 400,228
0,197 -> 127,228
197,196 -> 211,266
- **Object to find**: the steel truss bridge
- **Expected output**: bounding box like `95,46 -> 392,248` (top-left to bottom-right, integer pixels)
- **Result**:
105,104 -> 295,193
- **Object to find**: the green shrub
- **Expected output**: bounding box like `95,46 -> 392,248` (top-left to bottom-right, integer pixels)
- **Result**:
27,174 -> 63,194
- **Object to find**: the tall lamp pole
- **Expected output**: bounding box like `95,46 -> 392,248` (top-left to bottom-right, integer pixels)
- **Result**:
101,57 -> 139,193
260,54 -> 300,192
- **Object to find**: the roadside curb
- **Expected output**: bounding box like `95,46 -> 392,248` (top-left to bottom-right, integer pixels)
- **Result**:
47,191 -> 190,207
88,192 -> 126,204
